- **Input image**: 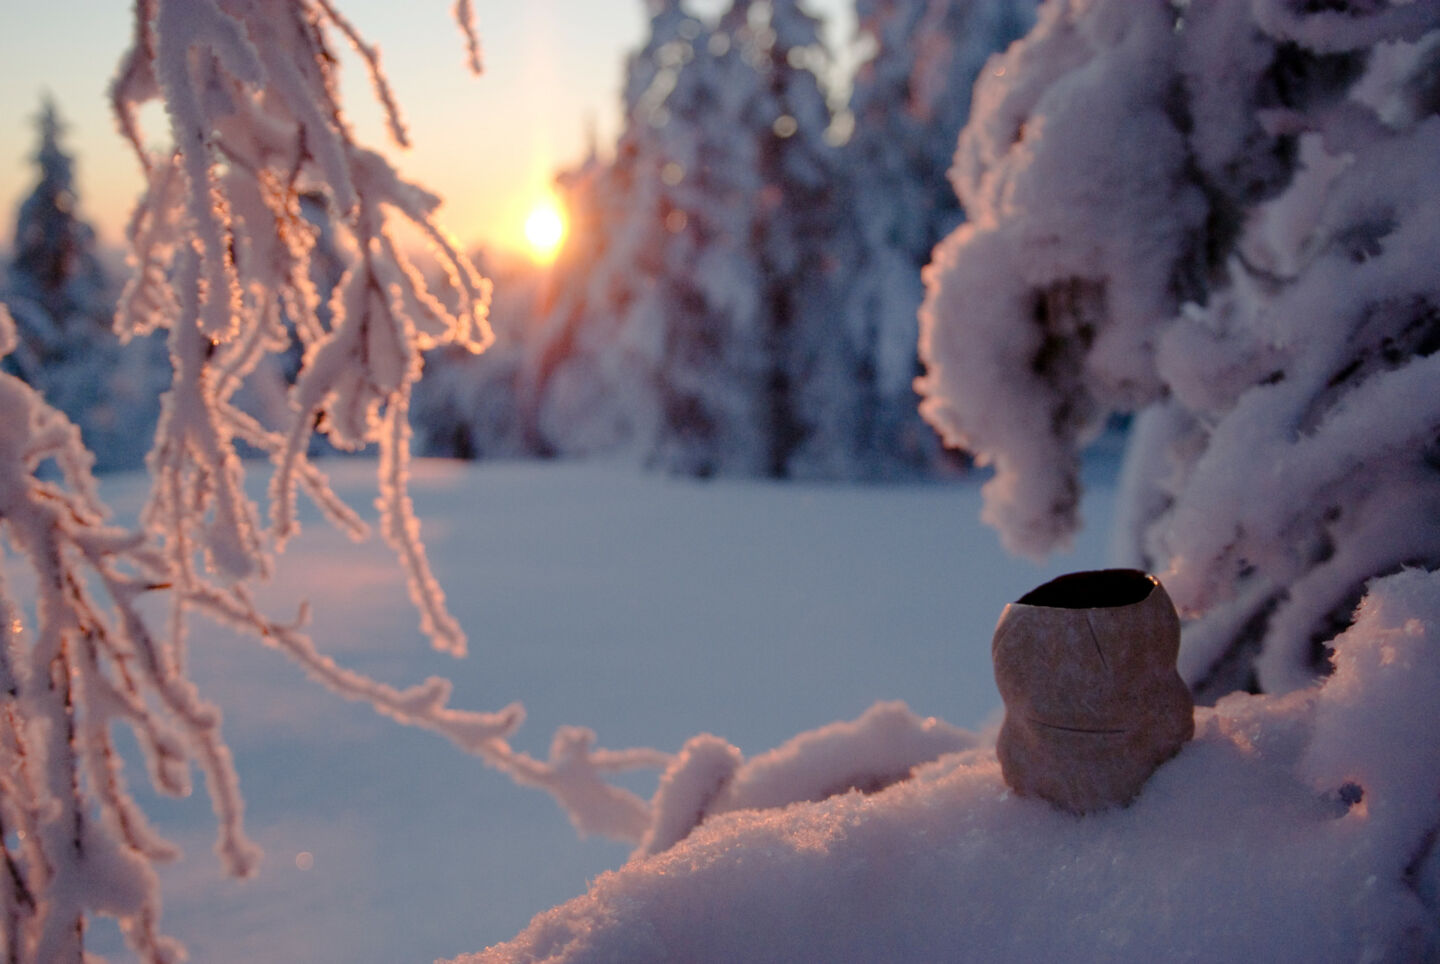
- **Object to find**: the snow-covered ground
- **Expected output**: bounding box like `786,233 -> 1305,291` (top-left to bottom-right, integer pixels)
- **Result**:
83,449 -> 1122,962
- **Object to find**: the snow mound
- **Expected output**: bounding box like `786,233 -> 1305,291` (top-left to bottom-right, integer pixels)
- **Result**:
460,569 -> 1440,963
639,701 -> 975,857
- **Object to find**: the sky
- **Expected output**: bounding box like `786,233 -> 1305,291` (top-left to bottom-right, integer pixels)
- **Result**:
0,0 -> 854,259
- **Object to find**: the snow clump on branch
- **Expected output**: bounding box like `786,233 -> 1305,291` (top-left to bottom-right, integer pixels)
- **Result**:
918,0 -> 1440,698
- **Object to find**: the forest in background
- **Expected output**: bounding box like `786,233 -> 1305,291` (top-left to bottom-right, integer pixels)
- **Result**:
2,0 -> 1039,482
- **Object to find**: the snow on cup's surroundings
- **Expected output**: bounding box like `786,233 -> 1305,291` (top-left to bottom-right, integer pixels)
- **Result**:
468,564 -> 1440,964
73,445 -> 1119,963
65,445 -> 1438,964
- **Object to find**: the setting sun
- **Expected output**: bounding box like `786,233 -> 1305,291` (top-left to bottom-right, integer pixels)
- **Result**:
523,198 -> 567,262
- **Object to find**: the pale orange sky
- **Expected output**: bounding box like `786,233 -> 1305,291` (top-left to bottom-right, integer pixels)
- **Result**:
0,1 -> 852,259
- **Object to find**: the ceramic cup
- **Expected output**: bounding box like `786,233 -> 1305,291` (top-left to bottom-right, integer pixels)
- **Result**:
992,569 -> 1194,813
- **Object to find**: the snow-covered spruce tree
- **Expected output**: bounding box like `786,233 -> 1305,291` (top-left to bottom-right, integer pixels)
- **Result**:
636,0 -> 781,478
5,98 -> 109,345
520,0 -> 700,464
526,0 -> 842,480
3,98 -> 168,472
918,0 -> 1440,695
518,155 -> 632,458
535,0 -> 1038,482
713,0 -> 844,479
831,0 -> 1036,478
0,3 -> 673,959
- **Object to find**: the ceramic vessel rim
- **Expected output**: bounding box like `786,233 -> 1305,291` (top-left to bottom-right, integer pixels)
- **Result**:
1013,568 -> 1159,611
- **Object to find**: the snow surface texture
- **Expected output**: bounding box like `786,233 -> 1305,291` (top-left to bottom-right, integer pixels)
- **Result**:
49,454 -> 1118,963
465,568 -> 1440,964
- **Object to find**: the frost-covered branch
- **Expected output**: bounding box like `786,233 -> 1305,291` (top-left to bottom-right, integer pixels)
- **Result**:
111,0 -> 494,635
0,3 -> 671,959
0,304 -> 200,962
919,0 -> 1440,697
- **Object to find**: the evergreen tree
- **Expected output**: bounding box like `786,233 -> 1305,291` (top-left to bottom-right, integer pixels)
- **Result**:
708,0 -> 841,478
520,0 -> 1033,482
918,0 -> 1440,699
4,96 -> 166,471
615,0 -> 845,479
832,0 -> 1037,477
640,1 -> 776,477
521,3 -> 701,463
8,98 -> 107,333
526,0 -> 809,478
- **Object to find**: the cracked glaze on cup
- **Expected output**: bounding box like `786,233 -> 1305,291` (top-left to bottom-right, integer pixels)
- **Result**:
992,569 -> 1194,814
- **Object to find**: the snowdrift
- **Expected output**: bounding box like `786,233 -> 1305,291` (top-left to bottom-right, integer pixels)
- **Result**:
464,568 -> 1440,963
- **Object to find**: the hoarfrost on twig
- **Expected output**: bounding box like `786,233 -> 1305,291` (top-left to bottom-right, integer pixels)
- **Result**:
0,5 -> 670,959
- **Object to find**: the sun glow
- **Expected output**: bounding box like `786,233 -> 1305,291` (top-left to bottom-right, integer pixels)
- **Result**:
523,198 -> 567,263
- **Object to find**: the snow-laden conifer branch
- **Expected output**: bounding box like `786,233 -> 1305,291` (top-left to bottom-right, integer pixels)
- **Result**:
0,304 -> 238,961
1252,0 -> 1440,52
313,0 -> 411,147
453,0 -> 484,75
920,0 -> 1440,696
0,4 -> 672,960
170,577 -> 669,844
108,0 -> 495,648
